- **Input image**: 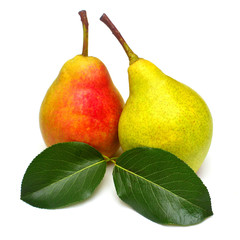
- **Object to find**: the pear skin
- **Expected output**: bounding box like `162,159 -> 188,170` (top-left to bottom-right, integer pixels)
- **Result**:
118,59 -> 212,172
40,55 -> 124,157
100,14 -> 213,171
39,11 -> 124,157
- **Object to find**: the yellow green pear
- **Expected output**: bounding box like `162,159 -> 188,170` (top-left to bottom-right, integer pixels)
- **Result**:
101,14 -> 213,172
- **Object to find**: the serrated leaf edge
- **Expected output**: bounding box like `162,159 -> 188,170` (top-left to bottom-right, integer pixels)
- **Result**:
114,163 -> 212,215
21,159 -> 106,200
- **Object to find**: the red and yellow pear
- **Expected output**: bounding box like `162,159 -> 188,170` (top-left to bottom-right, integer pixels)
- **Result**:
39,11 -> 124,157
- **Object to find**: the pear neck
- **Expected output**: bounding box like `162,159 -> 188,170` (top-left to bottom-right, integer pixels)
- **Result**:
128,59 -> 165,95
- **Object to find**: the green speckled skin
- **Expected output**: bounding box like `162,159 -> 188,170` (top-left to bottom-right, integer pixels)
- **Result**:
118,59 -> 213,172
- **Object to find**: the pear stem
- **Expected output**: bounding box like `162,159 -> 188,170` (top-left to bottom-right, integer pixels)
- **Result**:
79,10 -> 89,56
100,13 -> 139,65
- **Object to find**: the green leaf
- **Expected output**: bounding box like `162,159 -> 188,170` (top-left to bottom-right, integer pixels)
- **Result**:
113,147 -> 213,226
21,142 -> 106,209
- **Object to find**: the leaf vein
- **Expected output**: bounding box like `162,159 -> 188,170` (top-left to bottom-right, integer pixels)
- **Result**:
22,160 -> 105,198
115,164 -> 209,214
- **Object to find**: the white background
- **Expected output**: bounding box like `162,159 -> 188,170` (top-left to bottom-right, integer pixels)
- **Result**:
1,0 -> 240,239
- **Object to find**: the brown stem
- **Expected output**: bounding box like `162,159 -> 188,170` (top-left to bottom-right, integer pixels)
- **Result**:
100,13 -> 139,65
78,10 -> 89,56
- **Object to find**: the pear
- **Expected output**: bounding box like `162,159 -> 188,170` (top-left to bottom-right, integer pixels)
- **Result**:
100,14 -> 213,171
39,11 -> 124,157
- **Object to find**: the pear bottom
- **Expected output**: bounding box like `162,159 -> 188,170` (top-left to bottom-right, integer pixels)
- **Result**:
119,105 -> 212,172
119,121 -> 212,172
